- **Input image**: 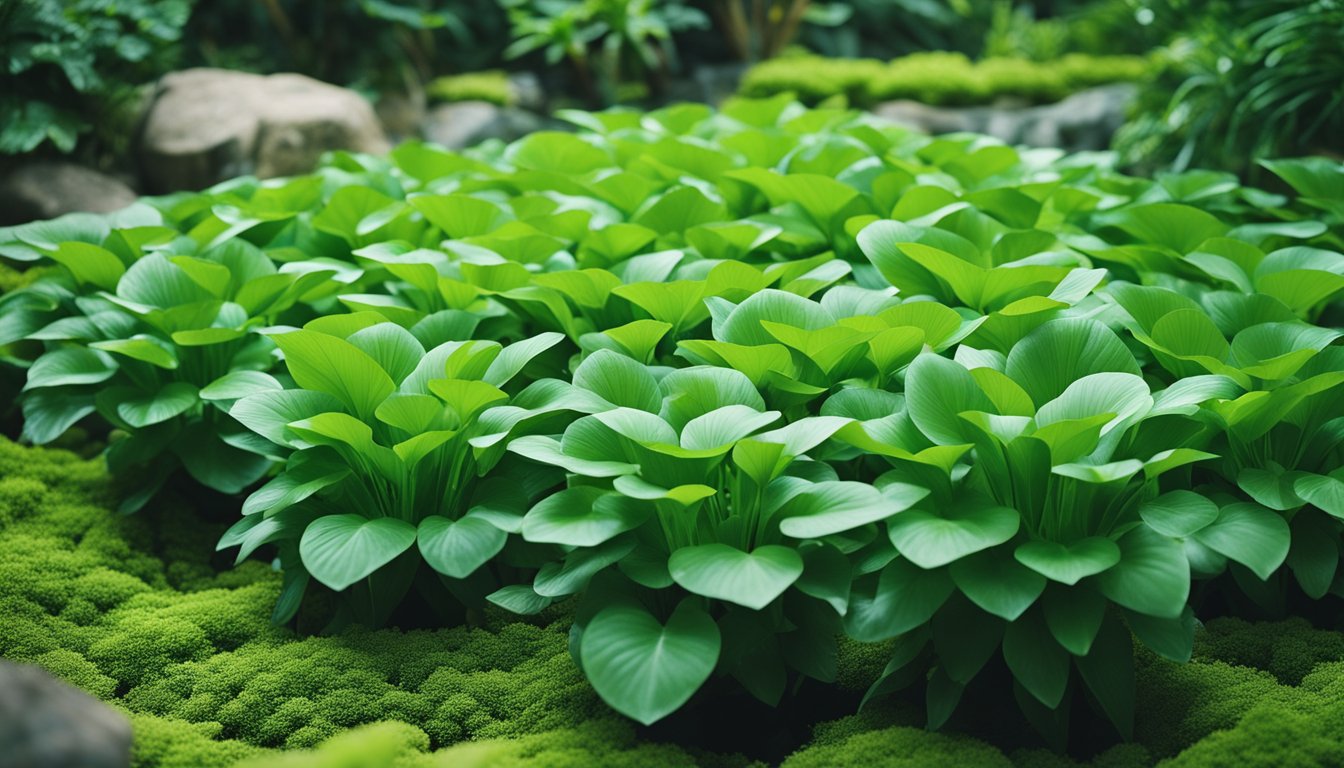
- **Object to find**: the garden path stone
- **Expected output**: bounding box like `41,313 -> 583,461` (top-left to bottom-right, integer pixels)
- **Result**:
0,661 -> 131,768
136,68 -> 389,193
0,162 -> 137,226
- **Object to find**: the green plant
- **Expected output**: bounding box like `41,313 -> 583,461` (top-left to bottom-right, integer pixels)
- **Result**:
183,0 -> 508,89
3,97 -> 1343,745
2,189 -> 348,511
221,319 -> 595,626
1115,0 -> 1344,178
739,51 -> 1150,108
502,0 -> 708,105
500,342 -> 927,722
0,0 -> 190,157
427,70 -> 515,105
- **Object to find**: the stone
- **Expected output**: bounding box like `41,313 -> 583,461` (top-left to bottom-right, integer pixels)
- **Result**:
136,68 -> 389,193
376,91 -> 428,143
0,661 -> 131,768
508,72 -> 547,112
422,101 -> 548,150
0,162 -> 137,226
874,84 -> 1137,153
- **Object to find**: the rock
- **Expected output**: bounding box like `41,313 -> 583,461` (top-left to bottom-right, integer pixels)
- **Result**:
376,91 -> 428,143
1020,84 -> 1137,153
508,72 -> 546,112
874,84 -> 1137,153
422,101 -> 547,150
873,99 -> 983,136
137,68 -> 389,193
0,661 -> 131,768
0,162 -> 137,226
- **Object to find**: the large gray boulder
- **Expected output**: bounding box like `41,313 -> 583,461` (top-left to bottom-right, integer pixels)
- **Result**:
136,68 -> 389,193
875,84 -> 1137,153
0,661 -> 131,768
0,162 -> 137,226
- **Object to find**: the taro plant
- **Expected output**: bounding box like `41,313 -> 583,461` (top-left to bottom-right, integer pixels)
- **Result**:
13,238 -> 341,511
221,319 -> 601,626
500,348 -> 929,723
854,318 -> 1286,741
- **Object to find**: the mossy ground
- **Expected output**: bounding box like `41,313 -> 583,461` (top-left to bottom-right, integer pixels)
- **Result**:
2,437 -> 1343,767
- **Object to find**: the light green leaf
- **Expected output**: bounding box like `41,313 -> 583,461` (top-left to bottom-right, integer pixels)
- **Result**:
669,543 -> 804,610
299,514 -> 417,592
580,600 -> 720,726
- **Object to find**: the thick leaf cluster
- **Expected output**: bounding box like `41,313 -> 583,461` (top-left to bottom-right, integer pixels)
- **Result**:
2,98 -> 1342,737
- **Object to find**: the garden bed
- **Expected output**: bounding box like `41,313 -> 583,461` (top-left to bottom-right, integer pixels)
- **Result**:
2,98 -> 1343,767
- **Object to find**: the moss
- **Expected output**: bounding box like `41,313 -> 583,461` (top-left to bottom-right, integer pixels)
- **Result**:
1194,617 -> 1344,685
1157,700 -> 1344,768
127,713 -> 264,768
834,636 -> 893,691
1135,651 -> 1294,758
781,725 -> 1015,768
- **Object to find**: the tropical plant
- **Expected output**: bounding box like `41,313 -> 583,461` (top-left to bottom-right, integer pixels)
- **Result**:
500,346 -> 925,723
1115,0 -> 1344,178
221,319 -> 595,626
502,0 -> 708,105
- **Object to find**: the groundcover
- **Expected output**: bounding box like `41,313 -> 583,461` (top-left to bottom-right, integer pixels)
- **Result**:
1,98 -> 1343,767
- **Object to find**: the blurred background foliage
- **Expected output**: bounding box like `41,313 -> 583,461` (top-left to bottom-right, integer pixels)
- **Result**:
1,0 -> 1340,180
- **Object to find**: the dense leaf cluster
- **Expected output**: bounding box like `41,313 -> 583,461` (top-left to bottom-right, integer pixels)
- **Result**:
2,98 -> 1343,738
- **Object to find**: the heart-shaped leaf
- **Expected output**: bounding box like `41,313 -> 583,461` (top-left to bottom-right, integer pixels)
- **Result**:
669,544 -> 804,610
299,514 -> 417,592
580,600 -> 721,725
1014,537 -> 1121,585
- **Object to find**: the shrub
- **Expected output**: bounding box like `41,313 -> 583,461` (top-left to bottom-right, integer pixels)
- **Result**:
427,71 -> 514,106
739,52 -> 1151,108
1116,0 -> 1344,178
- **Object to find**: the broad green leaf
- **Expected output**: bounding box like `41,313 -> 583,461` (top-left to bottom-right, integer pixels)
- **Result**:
117,382 -> 199,428
417,513 -> 508,579
1139,491 -> 1219,537
1096,526 -> 1189,619
49,242 -> 125,290
950,549 -> 1047,621
90,336 -> 178,369
669,544 -> 803,610
1014,537 -> 1121,586
299,514 -> 417,592
231,389 -> 347,445
845,558 -> 954,641
1005,319 -> 1140,407
573,349 -> 662,413
905,353 -> 996,445
779,481 -> 926,538
580,600 -> 720,726
522,488 -> 647,546
1003,609 -> 1069,708
1192,503 -> 1290,581
680,405 -> 780,451
271,329 -> 396,421
24,347 -> 117,389
887,497 -> 1020,569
